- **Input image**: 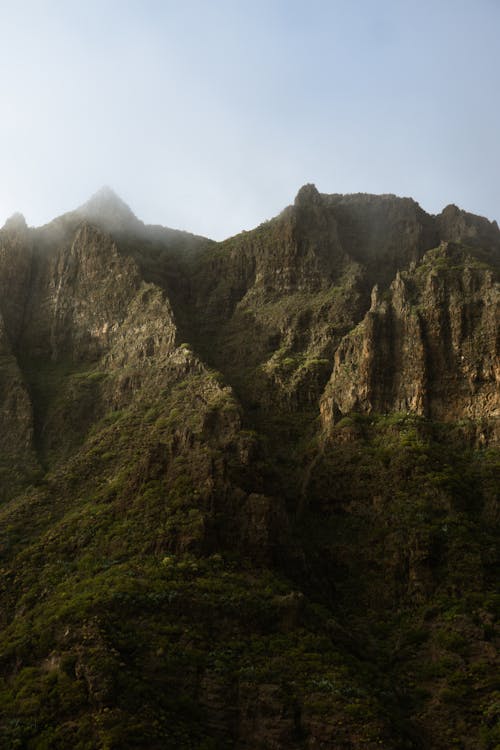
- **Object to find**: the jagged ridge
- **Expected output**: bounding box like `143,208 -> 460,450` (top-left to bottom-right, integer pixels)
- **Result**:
0,185 -> 498,749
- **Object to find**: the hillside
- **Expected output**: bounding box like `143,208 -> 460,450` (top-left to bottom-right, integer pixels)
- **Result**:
0,186 -> 498,749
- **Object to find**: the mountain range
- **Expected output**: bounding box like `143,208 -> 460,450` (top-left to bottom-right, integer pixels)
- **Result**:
0,185 -> 498,749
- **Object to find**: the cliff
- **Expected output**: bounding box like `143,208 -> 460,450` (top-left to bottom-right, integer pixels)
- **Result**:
321,242 -> 499,440
0,187 -> 498,749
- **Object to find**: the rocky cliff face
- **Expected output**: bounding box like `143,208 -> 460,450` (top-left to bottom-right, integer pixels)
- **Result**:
0,187 -> 498,750
188,185 -> 499,443
0,313 -> 38,495
321,242 -> 499,440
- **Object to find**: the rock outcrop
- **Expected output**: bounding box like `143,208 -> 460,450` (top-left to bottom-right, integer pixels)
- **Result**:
320,242 -> 499,439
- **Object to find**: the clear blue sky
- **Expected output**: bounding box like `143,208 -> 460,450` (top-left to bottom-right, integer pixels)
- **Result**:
1,0 -> 499,239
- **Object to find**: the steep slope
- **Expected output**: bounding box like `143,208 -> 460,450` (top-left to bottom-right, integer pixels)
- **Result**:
0,187 -> 498,750
321,242 -> 499,439
187,185 -> 499,428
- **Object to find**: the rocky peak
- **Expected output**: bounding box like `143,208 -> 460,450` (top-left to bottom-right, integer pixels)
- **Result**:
2,212 -> 28,233
437,203 -> 500,255
294,183 -> 323,207
76,186 -> 142,234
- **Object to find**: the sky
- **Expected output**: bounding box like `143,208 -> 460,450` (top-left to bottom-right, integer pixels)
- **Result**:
1,0 -> 499,240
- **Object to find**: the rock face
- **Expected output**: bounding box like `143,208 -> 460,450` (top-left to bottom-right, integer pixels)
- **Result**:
0,185 -> 498,750
321,242 -> 500,437
188,186 -> 499,440
0,215 -> 33,343
0,313 -> 38,494
20,222 -> 142,361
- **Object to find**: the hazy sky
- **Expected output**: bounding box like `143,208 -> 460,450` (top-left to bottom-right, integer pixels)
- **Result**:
1,0 -> 499,239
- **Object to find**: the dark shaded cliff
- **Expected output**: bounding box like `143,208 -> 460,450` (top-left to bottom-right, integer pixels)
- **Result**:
0,187 -> 498,749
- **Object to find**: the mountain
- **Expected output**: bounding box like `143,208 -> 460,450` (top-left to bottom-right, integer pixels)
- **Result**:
0,186 -> 498,749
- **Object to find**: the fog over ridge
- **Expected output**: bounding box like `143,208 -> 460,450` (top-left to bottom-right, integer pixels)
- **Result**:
1,1 -> 499,240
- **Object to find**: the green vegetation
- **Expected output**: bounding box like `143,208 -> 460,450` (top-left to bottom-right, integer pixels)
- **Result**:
1,382 -> 497,748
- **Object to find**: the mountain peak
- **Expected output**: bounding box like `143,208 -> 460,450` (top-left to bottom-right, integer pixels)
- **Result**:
294,183 -> 323,210
2,212 -> 28,232
76,186 -> 141,232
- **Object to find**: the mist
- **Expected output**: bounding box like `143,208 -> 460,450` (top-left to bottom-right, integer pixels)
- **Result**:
1,0 -> 499,240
